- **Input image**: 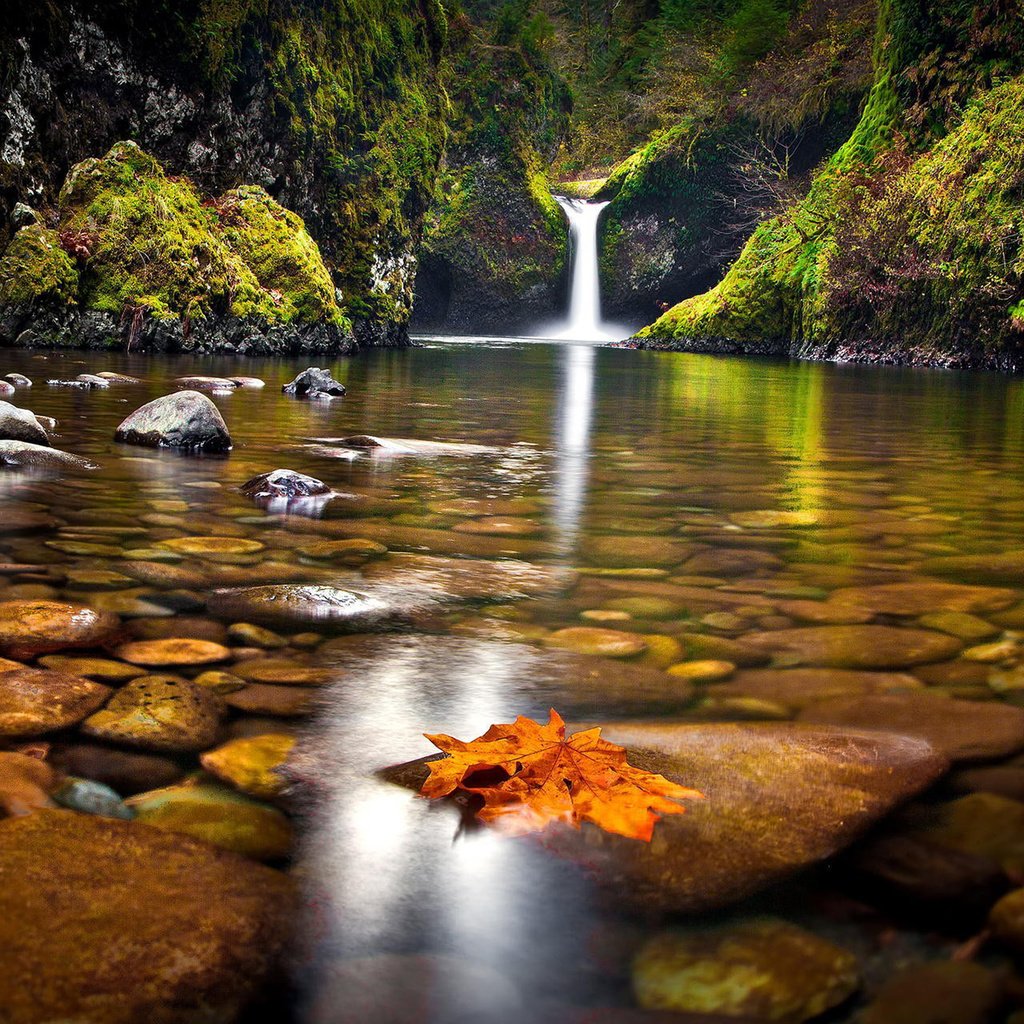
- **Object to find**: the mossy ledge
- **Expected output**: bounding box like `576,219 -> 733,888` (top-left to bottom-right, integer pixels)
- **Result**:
634,0 -> 1024,371
0,142 -> 354,354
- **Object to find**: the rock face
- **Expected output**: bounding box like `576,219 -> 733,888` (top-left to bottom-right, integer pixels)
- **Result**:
114,391 -> 231,452
0,4 -> 448,348
0,400 -> 49,444
0,810 -> 295,1023
386,722 -> 948,913
282,367 -> 347,398
0,667 -> 112,737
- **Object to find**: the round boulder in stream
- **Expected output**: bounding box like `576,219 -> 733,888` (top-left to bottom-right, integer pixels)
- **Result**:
0,809 -> 295,1024
0,400 -> 49,445
114,390 -> 231,452
0,440 -> 97,471
0,667 -> 112,737
383,722 -> 948,914
0,599 -> 120,658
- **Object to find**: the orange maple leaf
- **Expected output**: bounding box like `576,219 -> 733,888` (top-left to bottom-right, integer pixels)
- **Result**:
421,709 -> 702,841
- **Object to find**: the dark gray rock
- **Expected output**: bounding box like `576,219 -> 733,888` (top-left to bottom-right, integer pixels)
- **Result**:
0,401 -> 49,445
114,391 -> 231,453
241,469 -> 331,500
282,367 -> 347,399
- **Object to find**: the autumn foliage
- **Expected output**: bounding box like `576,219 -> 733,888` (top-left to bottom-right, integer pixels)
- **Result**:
422,710 -> 702,842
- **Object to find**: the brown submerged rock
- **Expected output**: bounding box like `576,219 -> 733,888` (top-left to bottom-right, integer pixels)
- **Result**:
318,635 -> 696,716
50,741 -> 184,795
224,683 -> 320,717
0,599 -> 120,658
711,668 -> 923,711
827,581 -> 1016,616
385,722 -> 947,914
632,918 -> 858,1022
0,667 -> 112,737
114,638 -> 232,667
0,809 -> 294,1023
544,626 -> 648,658
861,961 -> 1003,1024
741,625 -> 963,669
82,676 -> 222,753
0,748 -> 60,815
798,693 -> 1024,762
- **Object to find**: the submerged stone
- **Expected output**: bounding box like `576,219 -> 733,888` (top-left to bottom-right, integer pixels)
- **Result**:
318,634 -> 696,717
861,961 -> 1002,1024
50,742 -> 184,795
159,535 -> 265,558
741,625 -> 962,669
0,809 -> 294,1023
0,749 -> 59,816
0,440 -> 97,470
126,777 -> 293,860
712,667 -> 923,711
200,733 -> 296,799
0,667 -> 112,737
114,638 -> 232,667
828,581 -> 1016,616
385,722 -> 947,913
544,627 -> 648,658
224,683 -> 320,717
53,777 -> 134,819
799,693 -> 1024,761
0,599 -> 120,658
82,676 -> 222,753
208,584 -> 405,630
632,918 -> 858,1022
114,391 -> 231,452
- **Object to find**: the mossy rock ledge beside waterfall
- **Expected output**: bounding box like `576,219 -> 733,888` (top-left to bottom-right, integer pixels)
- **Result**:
0,143 -> 353,354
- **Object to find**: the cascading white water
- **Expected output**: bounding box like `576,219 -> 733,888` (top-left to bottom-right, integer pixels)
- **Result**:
553,196 -> 623,342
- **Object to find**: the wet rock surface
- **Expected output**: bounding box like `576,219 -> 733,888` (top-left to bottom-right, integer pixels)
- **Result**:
0,439 -> 97,470
0,810 -> 295,1023
0,400 -> 50,445
282,367 -> 347,399
114,391 -> 232,452
384,722 -> 948,913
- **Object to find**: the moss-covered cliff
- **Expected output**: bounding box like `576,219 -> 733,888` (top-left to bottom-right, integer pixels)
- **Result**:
0,0 -> 447,349
636,0 -> 1024,370
595,0 -> 877,326
412,10 -> 570,334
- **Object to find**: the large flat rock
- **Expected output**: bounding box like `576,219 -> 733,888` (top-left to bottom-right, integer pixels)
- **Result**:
798,693 -> 1024,762
318,635 -> 695,716
0,666 -> 112,737
710,668 -> 924,711
826,581 -> 1017,616
0,810 -> 294,1023
385,722 -> 948,914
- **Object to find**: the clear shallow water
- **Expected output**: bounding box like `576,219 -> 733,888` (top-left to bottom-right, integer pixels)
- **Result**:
6,339 -> 1024,1020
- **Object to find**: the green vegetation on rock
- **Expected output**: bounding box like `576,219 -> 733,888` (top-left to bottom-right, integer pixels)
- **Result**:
0,224 -> 78,306
637,0 -> 1024,369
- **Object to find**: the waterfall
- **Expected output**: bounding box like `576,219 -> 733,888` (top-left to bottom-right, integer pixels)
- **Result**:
553,196 -> 623,342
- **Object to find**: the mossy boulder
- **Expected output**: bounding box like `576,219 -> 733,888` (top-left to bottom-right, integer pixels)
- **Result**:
1,142 -> 353,352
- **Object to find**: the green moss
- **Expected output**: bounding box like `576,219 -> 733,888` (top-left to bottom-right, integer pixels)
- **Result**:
0,224 -> 79,306
3,141 -> 349,331
215,185 -> 348,328
640,0 -> 1024,364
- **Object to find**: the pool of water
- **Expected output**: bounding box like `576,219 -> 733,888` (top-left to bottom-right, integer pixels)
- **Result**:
5,338 -> 1024,1021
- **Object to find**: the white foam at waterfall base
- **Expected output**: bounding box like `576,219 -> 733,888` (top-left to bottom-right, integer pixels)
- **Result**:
547,196 -> 632,343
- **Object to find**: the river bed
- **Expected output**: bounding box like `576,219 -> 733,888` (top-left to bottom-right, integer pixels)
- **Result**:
5,337 -> 1024,1022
